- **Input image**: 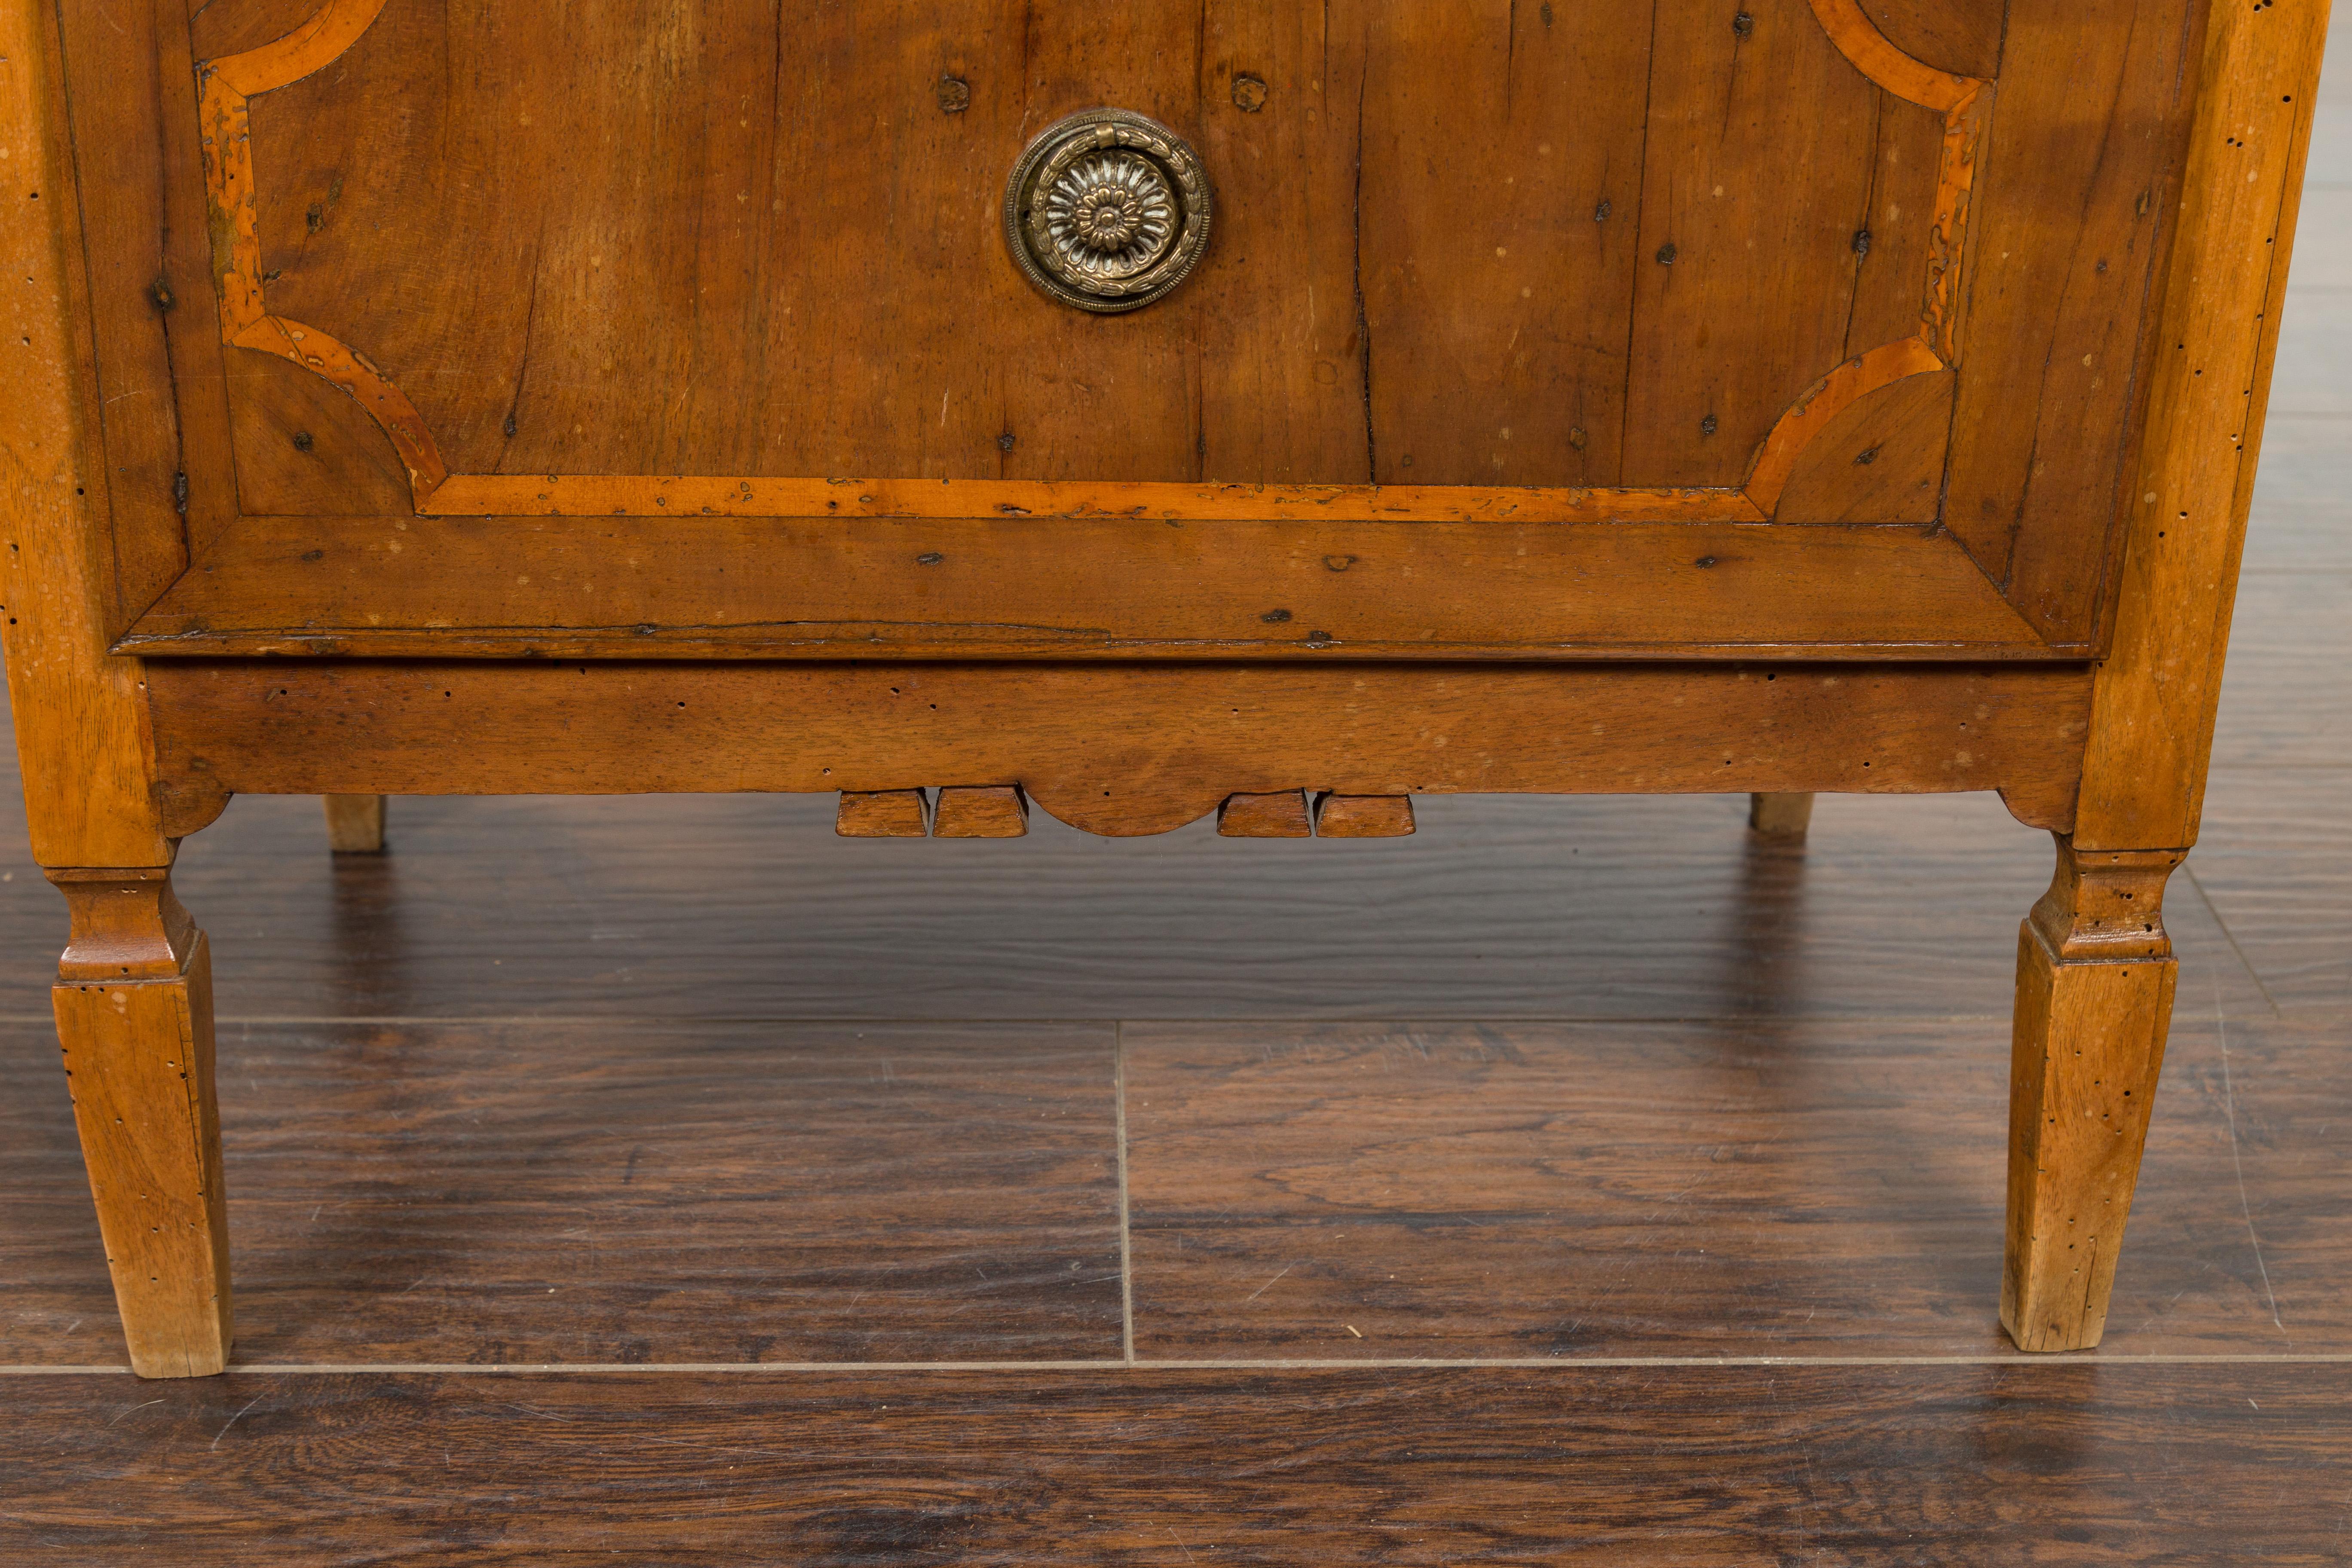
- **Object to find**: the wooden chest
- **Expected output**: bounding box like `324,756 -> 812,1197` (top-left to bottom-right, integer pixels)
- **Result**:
0,0 -> 2331,1374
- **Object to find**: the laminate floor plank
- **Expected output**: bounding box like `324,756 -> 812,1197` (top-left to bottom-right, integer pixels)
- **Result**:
2303,39 -> 2348,191
0,1020 -> 1123,1367
2309,98 -> 2349,185
2208,572 -> 2352,768
10,1010 -> 2339,1373
1122,1010 -> 2347,1361
2268,290 -> 2352,413
0,780 -> 2275,1025
2290,191 -> 2352,286
2246,410 -> 2352,521
2190,768 -> 2352,1014
3,1364 -> 2347,1565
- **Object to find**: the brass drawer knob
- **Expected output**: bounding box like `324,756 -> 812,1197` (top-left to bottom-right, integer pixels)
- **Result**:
1004,109 -> 1213,314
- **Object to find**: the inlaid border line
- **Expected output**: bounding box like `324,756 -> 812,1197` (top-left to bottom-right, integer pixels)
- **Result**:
1805,0 -> 1991,363
195,0 -> 446,501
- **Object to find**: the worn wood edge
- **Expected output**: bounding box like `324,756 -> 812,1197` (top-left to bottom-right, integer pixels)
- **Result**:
2000,915 -> 2177,1353
46,863 -> 196,978
2027,839 -> 2181,962
140,659 -> 2094,838
194,65 -> 263,338
1924,85 -> 1989,364
2071,0 -> 2332,851
933,784 -> 1031,839
0,0 -> 173,867
52,927 -> 234,1378
833,789 -> 930,838
118,515 -> 2057,661
120,633 -> 2077,662
423,476 -> 1768,525
1805,0 -> 1988,364
1313,794 -> 1418,839
1217,790 -> 1313,838
196,1 -> 446,503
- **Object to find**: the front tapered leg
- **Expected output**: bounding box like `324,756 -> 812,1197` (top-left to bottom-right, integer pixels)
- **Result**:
48,868 -> 232,1378
2001,839 -> 2181,1353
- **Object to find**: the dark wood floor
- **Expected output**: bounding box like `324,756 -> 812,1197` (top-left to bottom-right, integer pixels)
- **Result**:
4,55 -> 2349,1568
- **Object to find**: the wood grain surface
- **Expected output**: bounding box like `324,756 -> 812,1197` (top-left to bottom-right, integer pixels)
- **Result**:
933,785 -> 1031,839
3,1364 -> 2349,1562
836,789 -> 931,838
4,1004 -> 2343,1369
0,6 -> 2344,1548
2001,846 -> 2183,1351
187,0 -> 1979,497
1214,790 -> 1311,838
1772,368 -> 1955,524
1940,0 -> 2207,649
1118,1008 -> 2344,1362
120,513 -> 2052,662
0,0 -> 175,869
1861,0 -> 2007,80
1311,793 -> 1415,838
0,738 -> 2272,1027
2072,0 -> 2335,851
1622,0 -> 1883,487
101,0 -> 2198,673
134,660 -> 2095,839
0,1019 -> 1121,1367
319,795 -> 383,853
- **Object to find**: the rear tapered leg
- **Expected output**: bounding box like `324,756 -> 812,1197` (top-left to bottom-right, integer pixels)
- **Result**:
2001,839 -> 2180,1352
1748,793 -> 1815,839
323,794 -> 386,852
48,867 -> 232,1378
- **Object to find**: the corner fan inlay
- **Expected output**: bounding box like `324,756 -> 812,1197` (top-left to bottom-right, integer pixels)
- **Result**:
196,0 -> 1988,521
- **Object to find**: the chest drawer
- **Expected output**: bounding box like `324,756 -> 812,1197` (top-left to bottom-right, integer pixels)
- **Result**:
64,0 -> 2208,659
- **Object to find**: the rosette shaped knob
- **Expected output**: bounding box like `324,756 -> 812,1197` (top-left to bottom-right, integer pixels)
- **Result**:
1004,109 -> 1213,314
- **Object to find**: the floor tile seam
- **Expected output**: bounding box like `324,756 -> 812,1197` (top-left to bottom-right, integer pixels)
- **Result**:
2180,866 -> 2286,1017
0,1013 -> 2029,1029
9,1354 -> 2352,1376
2202,762 -> 2352,771
1114,1020 -> 1135,1366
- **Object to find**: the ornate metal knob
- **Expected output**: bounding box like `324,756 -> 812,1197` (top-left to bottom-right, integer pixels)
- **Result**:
1004,109 -> 1213,314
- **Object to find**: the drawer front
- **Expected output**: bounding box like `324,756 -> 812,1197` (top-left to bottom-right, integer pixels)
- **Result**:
67,0 -> 2206,658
